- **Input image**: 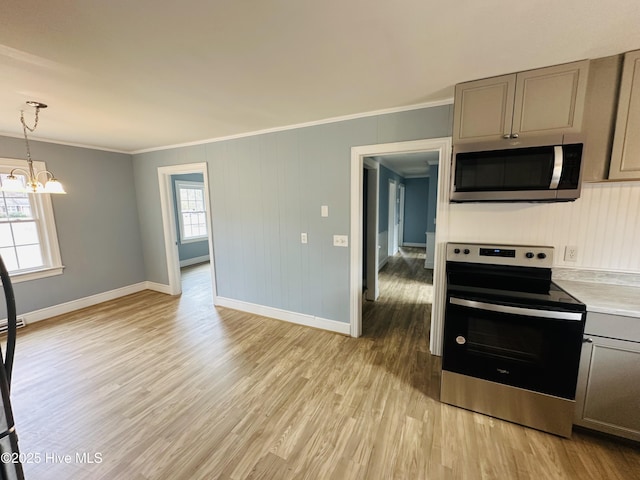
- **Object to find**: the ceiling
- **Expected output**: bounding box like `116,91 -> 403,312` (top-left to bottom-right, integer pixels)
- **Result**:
1,1 -> 639,153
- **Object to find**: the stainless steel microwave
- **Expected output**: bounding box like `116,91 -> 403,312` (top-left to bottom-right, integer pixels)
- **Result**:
450,143 -> 584,202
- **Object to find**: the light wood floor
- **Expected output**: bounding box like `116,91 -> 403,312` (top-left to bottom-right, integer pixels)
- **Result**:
5,252 -> 640,479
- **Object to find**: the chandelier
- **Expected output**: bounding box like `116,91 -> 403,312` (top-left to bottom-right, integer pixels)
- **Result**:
0,101 -> 66,194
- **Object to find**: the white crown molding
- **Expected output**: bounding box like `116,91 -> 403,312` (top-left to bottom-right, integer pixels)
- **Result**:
0,131 -> 130,154
1,98 -> 453,155
131,98 -> 454,155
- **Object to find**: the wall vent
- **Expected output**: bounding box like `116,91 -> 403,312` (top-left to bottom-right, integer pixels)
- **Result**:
0,317 -> 26,335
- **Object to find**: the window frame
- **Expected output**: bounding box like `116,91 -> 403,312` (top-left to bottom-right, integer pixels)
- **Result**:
174,180 -> 208,244
0,158 -> 64,283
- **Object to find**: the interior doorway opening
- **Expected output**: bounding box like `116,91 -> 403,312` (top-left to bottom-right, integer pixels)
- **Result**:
350,138 -> 452,355
157,163 -> 217,300
362,159 -> 379,301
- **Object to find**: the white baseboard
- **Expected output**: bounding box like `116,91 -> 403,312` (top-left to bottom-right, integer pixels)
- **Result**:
215,296 -> 351,335
11,282 -> 149,325
403,242 -> 426,247
4,282 -> 349,337
179,255 -> 210,267
145,281 -> 173,295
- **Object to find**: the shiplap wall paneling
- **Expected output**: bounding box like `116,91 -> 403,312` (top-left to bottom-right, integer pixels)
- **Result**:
448,182 -> 640,272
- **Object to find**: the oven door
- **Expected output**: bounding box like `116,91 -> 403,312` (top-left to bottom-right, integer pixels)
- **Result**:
442,295 -> 585,399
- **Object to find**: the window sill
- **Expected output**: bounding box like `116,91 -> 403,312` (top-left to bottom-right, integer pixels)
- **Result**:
9,266 -> 65,284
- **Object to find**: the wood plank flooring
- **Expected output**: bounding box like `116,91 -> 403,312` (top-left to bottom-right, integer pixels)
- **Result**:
4,252 -> 640,479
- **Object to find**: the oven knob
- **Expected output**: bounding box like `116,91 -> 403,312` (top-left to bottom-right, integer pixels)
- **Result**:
454,248 -> 460,254
455,336 -> 466,345
525,252 -> 534,259
463,249 -> 470,254
537,253 -> 547,259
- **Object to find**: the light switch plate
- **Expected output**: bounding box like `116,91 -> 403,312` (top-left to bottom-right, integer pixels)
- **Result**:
321,205 -> 329,217
333,235 -> 348,247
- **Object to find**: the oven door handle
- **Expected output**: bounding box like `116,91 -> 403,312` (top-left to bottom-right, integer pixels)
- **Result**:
449,297 -> 584,321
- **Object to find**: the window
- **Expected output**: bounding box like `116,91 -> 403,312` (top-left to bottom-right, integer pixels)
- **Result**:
0,159 -> 64,282
175,181 -> 208,243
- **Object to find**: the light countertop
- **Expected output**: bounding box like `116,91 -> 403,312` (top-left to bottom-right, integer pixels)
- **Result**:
554,279 -> 640,319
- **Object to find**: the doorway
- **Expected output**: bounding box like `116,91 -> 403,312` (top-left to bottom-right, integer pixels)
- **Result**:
398,184 -> 405,249
388,179 -> 398,258
362,158 -> 379,301
349,138 -> 452,355
157,163 -> 217,299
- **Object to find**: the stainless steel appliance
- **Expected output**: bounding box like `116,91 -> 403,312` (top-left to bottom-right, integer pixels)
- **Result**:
450,142 -> 583,202
440,243 -> 586,437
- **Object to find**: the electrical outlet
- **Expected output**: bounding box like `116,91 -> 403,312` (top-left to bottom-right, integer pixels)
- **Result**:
333,235 -> 348,247
301,233 -> 308,244
564,245 -> 578,262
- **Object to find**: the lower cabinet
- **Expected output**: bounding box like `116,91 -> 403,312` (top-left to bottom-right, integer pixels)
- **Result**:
574,323 -> 640,441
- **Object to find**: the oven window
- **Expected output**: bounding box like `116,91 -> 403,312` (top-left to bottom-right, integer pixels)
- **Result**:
467,316 -> 545,365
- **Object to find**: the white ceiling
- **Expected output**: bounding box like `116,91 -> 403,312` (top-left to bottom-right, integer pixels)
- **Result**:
1,1 -> 639,153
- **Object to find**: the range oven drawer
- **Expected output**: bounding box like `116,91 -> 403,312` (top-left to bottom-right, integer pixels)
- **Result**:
442,295 -> 585,400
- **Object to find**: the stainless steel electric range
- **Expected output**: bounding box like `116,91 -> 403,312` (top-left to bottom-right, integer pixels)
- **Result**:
440,242 -> 586,437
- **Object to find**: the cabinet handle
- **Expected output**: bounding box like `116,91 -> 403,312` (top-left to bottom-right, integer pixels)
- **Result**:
511,133 -> 519,139
583,337 -> 593,343
503,134 -> 511,139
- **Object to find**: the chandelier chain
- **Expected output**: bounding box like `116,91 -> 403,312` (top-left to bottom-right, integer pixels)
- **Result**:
20,107 -> 40,133
0,101 -> 66,194
21,112 -> 34,163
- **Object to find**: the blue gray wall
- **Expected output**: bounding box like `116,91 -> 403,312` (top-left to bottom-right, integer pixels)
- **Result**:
133,105 -> 452,324
171,173 -> 209,262
403,177 -> 429,243
0,135 -> 145,318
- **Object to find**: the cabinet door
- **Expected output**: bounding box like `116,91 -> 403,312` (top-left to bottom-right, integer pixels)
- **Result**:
575,336 -> 640,441
453,74 -> 516,144
578,55 -> 623,182
609,50 -> 640,179
512,60 -> 589,138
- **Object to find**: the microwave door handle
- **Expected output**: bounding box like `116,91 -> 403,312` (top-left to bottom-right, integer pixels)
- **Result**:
449,297 -> 584,321
549,146 -> 563,189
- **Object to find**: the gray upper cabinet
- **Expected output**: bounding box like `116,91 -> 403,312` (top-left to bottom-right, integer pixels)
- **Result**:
577,55 -> 623,182
453,74 -> 516,143
453,60 -> 590,144
609,50 -> 640,180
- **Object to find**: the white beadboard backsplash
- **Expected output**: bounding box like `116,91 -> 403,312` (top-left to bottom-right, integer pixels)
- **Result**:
447,181 -> 640,273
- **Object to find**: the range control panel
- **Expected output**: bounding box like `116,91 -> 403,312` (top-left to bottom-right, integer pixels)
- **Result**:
447,243 -> 554,268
